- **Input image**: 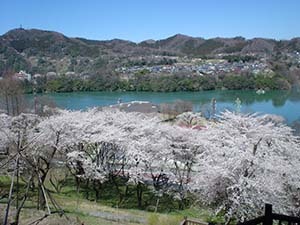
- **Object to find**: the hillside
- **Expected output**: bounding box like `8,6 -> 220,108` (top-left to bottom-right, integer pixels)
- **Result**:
1,28 -> 300,77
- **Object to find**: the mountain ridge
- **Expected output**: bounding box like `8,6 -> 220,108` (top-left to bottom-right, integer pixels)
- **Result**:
2,28 -> 299,48
1,28 -> 300,76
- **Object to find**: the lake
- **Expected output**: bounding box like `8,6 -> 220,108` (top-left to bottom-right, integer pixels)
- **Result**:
35,90 -> 300,124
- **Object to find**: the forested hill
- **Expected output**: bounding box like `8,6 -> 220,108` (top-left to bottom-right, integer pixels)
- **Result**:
1,28 -> 300,76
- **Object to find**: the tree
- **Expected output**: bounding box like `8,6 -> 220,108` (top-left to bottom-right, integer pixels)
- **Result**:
0,113 -> 42,224
1,107 -> 299,222
191,111 -> 300,222
30,109 -> 300,216
0,73 -> 26,116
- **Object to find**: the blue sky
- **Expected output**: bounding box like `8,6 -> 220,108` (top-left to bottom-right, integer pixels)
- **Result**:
1,0 -> 299,42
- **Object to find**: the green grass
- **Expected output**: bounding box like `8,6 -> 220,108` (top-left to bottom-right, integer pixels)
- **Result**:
0,173 -> 224,225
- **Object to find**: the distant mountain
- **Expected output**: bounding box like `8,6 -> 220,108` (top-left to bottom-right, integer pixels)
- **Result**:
139,35 -> 284,56
1,28 -> 100,57
0,28 -> 300,76
140,34 -> 205,54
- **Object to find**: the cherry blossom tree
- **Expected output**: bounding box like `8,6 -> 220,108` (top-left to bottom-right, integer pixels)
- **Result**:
35,109 -> 300,216
37,108 -> 202,208
1,107 -> 300,223
191,111 -> 300,222
0,113 -> 42,224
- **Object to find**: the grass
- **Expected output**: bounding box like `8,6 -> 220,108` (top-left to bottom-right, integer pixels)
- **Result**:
53,193 -> 188,225
0,173 -> 224,225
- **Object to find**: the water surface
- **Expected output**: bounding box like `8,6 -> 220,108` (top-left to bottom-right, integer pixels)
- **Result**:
33,90 -> 300,124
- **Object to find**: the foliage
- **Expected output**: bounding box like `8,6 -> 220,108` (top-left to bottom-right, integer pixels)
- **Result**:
222,55 -> 257,63
22,72 -> 292,94
220,73 -> 291,91
222,75 -> 255,90
254,73 -> 291,90
182,39 -> 224,56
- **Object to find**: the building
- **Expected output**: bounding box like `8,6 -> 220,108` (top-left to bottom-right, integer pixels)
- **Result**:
14,70 -> 31,81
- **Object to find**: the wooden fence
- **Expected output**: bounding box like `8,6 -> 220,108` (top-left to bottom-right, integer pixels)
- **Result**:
180,204 -> 300,225
180,217 -> 209,225
237,204 -> 300,225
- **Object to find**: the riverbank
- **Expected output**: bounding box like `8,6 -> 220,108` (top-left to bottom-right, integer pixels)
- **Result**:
24,72 -> 292,94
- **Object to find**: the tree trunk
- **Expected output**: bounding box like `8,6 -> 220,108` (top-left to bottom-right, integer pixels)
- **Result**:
178,200 -> 184,210
38,174 -> 47,210
38,186 -> 46,210
11,96 -> 16,116
15,96 -> 20,115
85,180 -> 90,200
178,183 -> 185,210
3,165 -> 16,225
76,177 -> 80,210
5,93 -> 9,115
118,185 -> 129,207
16,157 -> 19,209
136,182 -> 143,209
93,180 -> 101,201
111,175 -> 123,207
155,198 -> 160,213
14,176 -> 32,225
225,217 -> 232,225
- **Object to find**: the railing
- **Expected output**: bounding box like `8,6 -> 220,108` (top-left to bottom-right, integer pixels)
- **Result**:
180,217 -> 209,225
181,204 -> 300,225
237,204 -> 300,225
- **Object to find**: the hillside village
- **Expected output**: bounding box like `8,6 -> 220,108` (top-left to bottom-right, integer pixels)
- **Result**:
4,55 -> 274,83
0,29 -> 300,91
116,55 -> 272,79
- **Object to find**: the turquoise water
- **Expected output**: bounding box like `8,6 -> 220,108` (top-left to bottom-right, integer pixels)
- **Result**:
33,90 -> 300,124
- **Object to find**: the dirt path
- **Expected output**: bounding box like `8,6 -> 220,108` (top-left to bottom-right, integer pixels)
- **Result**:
88,210 -> 147,224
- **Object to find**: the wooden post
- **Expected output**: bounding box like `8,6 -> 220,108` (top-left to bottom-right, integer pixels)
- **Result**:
180,216 -> 187,225
264,204 -> 273,225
